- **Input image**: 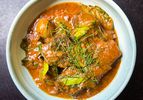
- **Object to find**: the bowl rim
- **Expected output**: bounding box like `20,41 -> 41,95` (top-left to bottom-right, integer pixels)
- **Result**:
6,0 -> 136,100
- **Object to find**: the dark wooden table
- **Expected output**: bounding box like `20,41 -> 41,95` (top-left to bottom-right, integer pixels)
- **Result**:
0,0 -> 142,100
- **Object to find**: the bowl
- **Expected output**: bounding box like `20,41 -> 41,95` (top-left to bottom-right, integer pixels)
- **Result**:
6,0 -> 136,100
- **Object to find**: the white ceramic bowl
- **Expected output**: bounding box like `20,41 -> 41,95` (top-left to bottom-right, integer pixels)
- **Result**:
6,0 -> 136,100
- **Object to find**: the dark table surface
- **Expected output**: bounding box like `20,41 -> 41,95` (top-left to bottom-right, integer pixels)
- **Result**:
0,0 -> 143,100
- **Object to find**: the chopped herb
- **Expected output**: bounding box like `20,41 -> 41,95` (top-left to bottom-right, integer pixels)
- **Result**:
51,66 -> 59,77
91,77 -> 99,84
54,19 -> 70,35
38,44 -> 42,51
46,22 -> 49,29
81,33 -> 94,42
45,79 -> 54,85
97,26 -> 107,40
33,62 -> 39,67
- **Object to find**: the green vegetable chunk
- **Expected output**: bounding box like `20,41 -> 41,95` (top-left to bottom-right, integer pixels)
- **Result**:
61,77 -> 85,85
40,61 -> 49,79
74,26 -> 90,40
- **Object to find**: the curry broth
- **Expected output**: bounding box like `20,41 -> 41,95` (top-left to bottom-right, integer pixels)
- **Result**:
21,2 -> 121,99
29,60 -> 120,99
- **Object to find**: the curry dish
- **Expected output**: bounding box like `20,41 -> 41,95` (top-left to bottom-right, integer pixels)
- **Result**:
21,2 -> 122,99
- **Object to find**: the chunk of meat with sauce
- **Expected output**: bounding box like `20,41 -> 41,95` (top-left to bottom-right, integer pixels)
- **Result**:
91,40 -> 121,78
81,4 -> 114,30
59,67 -> 79,77
97,40 -> 121,66
58,40 -> 121,82
77,12 -> 96,27
35,17 -> 55,38
42,44 -> 64,65
57,57 -> 70,68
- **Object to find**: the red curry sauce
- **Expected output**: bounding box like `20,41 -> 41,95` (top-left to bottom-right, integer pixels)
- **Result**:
21,2 -> 121,99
